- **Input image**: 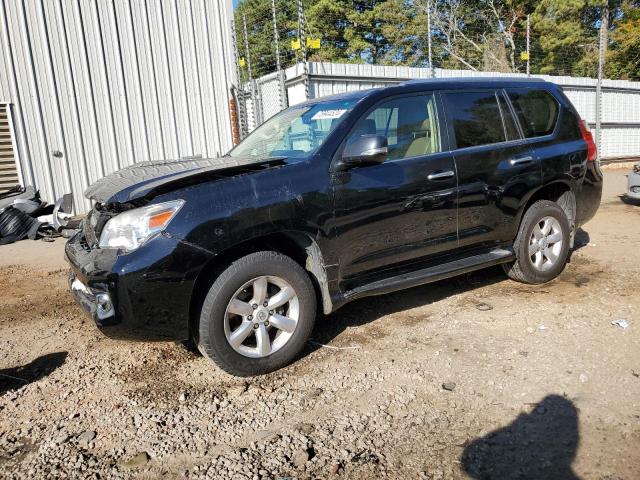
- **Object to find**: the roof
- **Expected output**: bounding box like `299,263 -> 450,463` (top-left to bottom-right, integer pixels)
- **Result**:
399,76 -> 546,87
294,76 -> 551,109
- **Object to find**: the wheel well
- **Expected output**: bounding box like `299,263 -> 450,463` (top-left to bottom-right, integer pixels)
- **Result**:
520,182 -> 576,242
188,232 -> 329,343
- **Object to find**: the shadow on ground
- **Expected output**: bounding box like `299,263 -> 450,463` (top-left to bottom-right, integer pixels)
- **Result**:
620,194 -> 640,206
0,352 -> 68,395
306,265 -> 507,353
461,394 -> 580,480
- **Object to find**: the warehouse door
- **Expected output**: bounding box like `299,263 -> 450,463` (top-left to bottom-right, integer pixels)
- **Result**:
0,104 -> 19,194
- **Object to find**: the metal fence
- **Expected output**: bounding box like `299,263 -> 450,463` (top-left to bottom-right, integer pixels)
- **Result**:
238,61 -> 640,160
232,0 -> 640,160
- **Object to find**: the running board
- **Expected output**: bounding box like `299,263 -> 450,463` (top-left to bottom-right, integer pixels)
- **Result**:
342,248 -> 515,303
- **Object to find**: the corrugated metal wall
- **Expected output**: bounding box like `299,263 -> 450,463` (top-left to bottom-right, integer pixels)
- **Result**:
0,0 -> 235,212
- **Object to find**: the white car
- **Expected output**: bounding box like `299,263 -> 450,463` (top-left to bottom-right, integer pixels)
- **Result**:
628,163 -> 640,201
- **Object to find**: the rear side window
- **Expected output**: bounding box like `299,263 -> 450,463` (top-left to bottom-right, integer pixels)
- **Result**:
444,92 -> 506,149
507,89 -> 559,138
557,108 -> 582,140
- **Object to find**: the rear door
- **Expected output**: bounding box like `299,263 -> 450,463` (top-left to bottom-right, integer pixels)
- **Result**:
331,92 -> 458,287
443,89 -> 541,250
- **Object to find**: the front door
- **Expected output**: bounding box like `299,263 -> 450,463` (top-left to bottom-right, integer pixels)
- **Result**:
442,90 -> 542,249
331,93 -> 458,289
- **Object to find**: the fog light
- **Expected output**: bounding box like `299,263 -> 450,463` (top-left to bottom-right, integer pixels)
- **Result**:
95,293 -> 114,320
631,186 -> 640,193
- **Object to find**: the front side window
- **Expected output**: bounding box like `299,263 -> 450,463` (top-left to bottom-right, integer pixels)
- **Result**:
345,94 -> 441,162
229,98 -> 358,159
507,88 -> 559,138
444,91 -> 506,149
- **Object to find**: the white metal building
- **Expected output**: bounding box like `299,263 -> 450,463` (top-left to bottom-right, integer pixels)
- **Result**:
0,0 -> 236,212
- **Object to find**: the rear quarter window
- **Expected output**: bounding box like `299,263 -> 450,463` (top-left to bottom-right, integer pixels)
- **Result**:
507,89 -> 559,138
557,108 -> 583,140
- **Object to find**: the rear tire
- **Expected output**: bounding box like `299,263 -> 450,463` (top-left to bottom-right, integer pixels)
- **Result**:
503,200 -> 570,284
198,251 -> 316,376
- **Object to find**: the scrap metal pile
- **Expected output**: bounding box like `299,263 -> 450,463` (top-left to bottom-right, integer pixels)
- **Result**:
0,186 -> 80,245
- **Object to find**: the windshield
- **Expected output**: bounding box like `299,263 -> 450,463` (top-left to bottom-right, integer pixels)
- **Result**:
228,99 -> 359,160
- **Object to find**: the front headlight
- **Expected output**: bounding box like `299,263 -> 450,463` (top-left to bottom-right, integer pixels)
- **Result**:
99,199 -> 184,252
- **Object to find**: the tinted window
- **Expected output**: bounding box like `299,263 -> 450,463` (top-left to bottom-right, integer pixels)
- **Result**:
557,108 -> 582,140
444,92 -> 506,148
498,93 -> 520,140
507,89 -> 559,138
346,94 -> 441,161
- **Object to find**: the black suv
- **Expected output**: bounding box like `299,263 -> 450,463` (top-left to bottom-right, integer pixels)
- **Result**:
66,78 -> 602,376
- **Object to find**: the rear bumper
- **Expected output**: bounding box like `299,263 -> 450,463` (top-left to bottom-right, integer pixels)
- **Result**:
575,161 -> 603,226
65,231 -> 213,340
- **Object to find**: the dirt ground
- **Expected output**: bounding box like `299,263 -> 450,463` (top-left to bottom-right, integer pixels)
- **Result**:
0,168 -> 638,479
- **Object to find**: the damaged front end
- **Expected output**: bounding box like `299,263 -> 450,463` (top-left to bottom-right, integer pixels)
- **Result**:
65,199 -> 213,340
66,155 -> 287,340
627,163 -> 640,201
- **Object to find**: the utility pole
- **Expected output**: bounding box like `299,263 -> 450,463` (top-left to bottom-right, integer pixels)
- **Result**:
427,0 -> 433,77
595,6 -> 608,160
243,14 -> 260,127
526,14 -> 530,77
271,0 -> 286,110
230,20 -> 247,139
297,0 -> 309,100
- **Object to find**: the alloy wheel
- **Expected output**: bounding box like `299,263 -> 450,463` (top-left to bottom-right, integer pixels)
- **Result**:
223,276 -> 299,358
528,216 -> 564,272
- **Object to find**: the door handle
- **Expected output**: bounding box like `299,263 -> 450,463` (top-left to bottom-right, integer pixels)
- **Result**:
509,155 -> 534,166
427,170 -> 455,181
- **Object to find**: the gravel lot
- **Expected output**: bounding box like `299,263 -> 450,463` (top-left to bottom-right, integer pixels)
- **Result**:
1,168 -> 639,479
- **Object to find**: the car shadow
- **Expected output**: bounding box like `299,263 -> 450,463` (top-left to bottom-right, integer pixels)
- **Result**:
461,394 -> 580,480
305,265 -> 507,353
572,227 -> 590,251
0,352 -> 68,395
620,194 -> 640,206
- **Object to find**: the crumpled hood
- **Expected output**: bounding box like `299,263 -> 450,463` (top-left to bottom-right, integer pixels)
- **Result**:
84,156 -> 285,204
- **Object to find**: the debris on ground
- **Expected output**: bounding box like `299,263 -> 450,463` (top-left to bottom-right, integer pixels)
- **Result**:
0,206 -> 41,245
611,318 -> 630,329
0,186 -> 80,245
119,452 -> 150,469
475,302 -> 493,311
442,382 -> 456,391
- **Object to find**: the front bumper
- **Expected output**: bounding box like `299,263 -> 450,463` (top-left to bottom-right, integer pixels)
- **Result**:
65,230 -> 213,340
68,275 -> 118,326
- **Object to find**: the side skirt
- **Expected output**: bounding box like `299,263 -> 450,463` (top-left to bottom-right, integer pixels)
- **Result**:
332,248 -> 515,310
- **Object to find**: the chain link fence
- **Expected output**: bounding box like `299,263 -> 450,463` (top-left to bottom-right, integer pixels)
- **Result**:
230,0 -> 640,160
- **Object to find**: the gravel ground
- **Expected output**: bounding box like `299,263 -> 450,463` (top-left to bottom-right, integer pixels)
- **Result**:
1,168 -> 639,479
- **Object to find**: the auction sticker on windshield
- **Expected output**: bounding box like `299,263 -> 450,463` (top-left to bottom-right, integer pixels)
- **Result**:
311,109 -> 347,120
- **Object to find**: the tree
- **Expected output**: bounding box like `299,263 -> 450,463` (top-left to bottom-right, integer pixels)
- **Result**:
233,0 -> 640,80
530,0 -> 620,76
606,0 -> 640,79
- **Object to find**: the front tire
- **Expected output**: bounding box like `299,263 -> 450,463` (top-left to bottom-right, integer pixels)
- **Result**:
198,251 -> 316,376
503,200 -> 571,284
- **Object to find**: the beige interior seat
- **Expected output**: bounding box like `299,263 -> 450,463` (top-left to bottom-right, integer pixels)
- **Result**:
404,119 -> 435,157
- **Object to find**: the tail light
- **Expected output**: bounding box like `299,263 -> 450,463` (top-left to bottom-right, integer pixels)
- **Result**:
579,120 -> 597,162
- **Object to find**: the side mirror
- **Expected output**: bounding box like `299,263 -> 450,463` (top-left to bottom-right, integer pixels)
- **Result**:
342,134 -> 388,167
